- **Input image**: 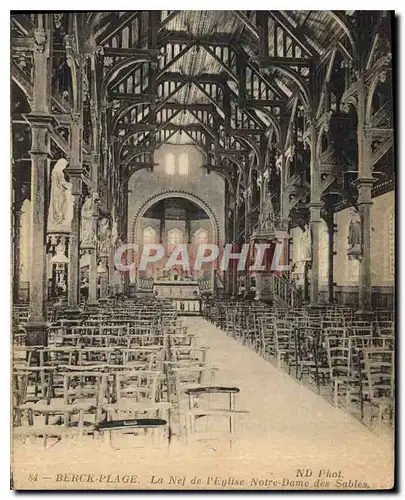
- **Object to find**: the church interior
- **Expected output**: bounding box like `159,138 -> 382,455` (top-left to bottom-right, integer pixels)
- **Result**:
11,11 -> 395,489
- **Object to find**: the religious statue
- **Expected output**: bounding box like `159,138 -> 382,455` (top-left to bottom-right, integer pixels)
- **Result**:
111,208 -> 119,248
301,224 -> 312,262
47,158 -> 74,232
56,274 -> 67,294
98,217 -> 111,256
259,194 -> 275,233
51,237 -> 69,264
80,193 -> 98,246
347,206 -> 362,259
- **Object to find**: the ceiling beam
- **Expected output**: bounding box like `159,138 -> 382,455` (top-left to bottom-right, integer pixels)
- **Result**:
268,11 -> 318,57
232,11 -> 259,40
11,37 -> 34,51
245,99 -> 285,107
158,72 -> 224,85
107,92 -> 158,102
157,43 -> 195,79
11,15 -> 34,36
159,11 -> 181,30
98,12 -> 139,45
155,82 -> 187,111
186,110 -> 219,142
182,130 -> 208,155
116,123 -> 157,131
159,30 -> 234,46
102,47 -> 159,58
200,44 -> 238,83
257,56 -> 315,66
163,103 -> 216,112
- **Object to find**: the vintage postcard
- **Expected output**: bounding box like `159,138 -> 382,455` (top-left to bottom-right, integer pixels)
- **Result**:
11,10 -> 395,491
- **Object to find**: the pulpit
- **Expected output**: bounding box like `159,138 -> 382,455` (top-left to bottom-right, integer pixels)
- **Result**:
250,228 -> 289,303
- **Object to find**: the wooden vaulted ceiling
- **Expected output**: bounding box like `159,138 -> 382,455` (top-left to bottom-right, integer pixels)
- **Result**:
92,10 -> 356,156
11,10 -> 393,199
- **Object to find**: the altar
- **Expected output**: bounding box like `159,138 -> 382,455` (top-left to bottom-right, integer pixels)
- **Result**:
154,280 -> 199,299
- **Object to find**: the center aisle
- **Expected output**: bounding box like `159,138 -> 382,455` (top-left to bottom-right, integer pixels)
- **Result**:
12,316 -> 394,491
181,316 -> 394,489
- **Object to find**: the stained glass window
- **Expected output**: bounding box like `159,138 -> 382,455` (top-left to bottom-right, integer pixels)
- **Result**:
165,153 -> 175,175
193,228 -> 208,245
167,228 -> 183,252
143,226 -> 156,245
178,152 -> 189,175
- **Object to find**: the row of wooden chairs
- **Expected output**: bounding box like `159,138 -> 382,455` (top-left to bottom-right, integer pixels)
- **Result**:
13,297 -> 248,449
203,299 -> 394,433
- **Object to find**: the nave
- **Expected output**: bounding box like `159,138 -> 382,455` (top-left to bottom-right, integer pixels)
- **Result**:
12,299 -> 393,490
10,11 -> 395,491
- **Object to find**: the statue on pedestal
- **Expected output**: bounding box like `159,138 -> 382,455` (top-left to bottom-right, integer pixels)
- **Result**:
301,224 -> 312,262
47,158 -> 74,232
98,217 -> 111,256
347,206 -> 362,259
259,193 -> 275,233
81,193 -> 98,246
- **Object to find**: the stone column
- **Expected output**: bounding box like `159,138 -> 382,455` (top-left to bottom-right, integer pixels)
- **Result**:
309,203 -> 322,306
98,257 -> 109,303
244,190 -> 252,291
231,205 -> 240,297
65,171 -> 82,313
88,245 -> 98,306
327,214 -> 335,304
22,18 -> 53,345
12,202 -> 23,303
66,117 -> 83,313
87,204 -> 99,307
356,178 -> 374,311
23,115 -> 55,344
308,122 -> 322,307
356,74 -> 374,313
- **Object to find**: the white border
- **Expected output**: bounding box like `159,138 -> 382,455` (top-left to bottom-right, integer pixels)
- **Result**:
2,6 -> 402,499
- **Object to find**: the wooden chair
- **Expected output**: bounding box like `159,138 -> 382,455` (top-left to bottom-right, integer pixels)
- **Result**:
259,316 -> 276,359
13,404 -> 90,448
363,348 -> 395,433
184,387 -> 248,450
274,326 -> 291,368
61,370 -> 108,424
326,337 -> 358,408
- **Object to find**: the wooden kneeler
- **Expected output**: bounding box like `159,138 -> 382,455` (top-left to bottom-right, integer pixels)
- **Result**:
95,418 -> 168,450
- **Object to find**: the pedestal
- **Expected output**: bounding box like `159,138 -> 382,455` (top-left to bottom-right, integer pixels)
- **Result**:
250,229 -> 277,303
25,322 -> 49,347
98,255 -> 109,301
83,245 -> 98,307
254,273 -> 273,303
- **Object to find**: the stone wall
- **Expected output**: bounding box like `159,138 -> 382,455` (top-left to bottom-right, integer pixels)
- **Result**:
127,145 -> 225,246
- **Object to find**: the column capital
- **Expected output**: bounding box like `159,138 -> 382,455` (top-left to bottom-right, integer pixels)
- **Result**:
22,112 -> 59,130
65,166 -> 84,178
309,202 -> 322,222
353,176 -> 376,187
308,202 -> 323,209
